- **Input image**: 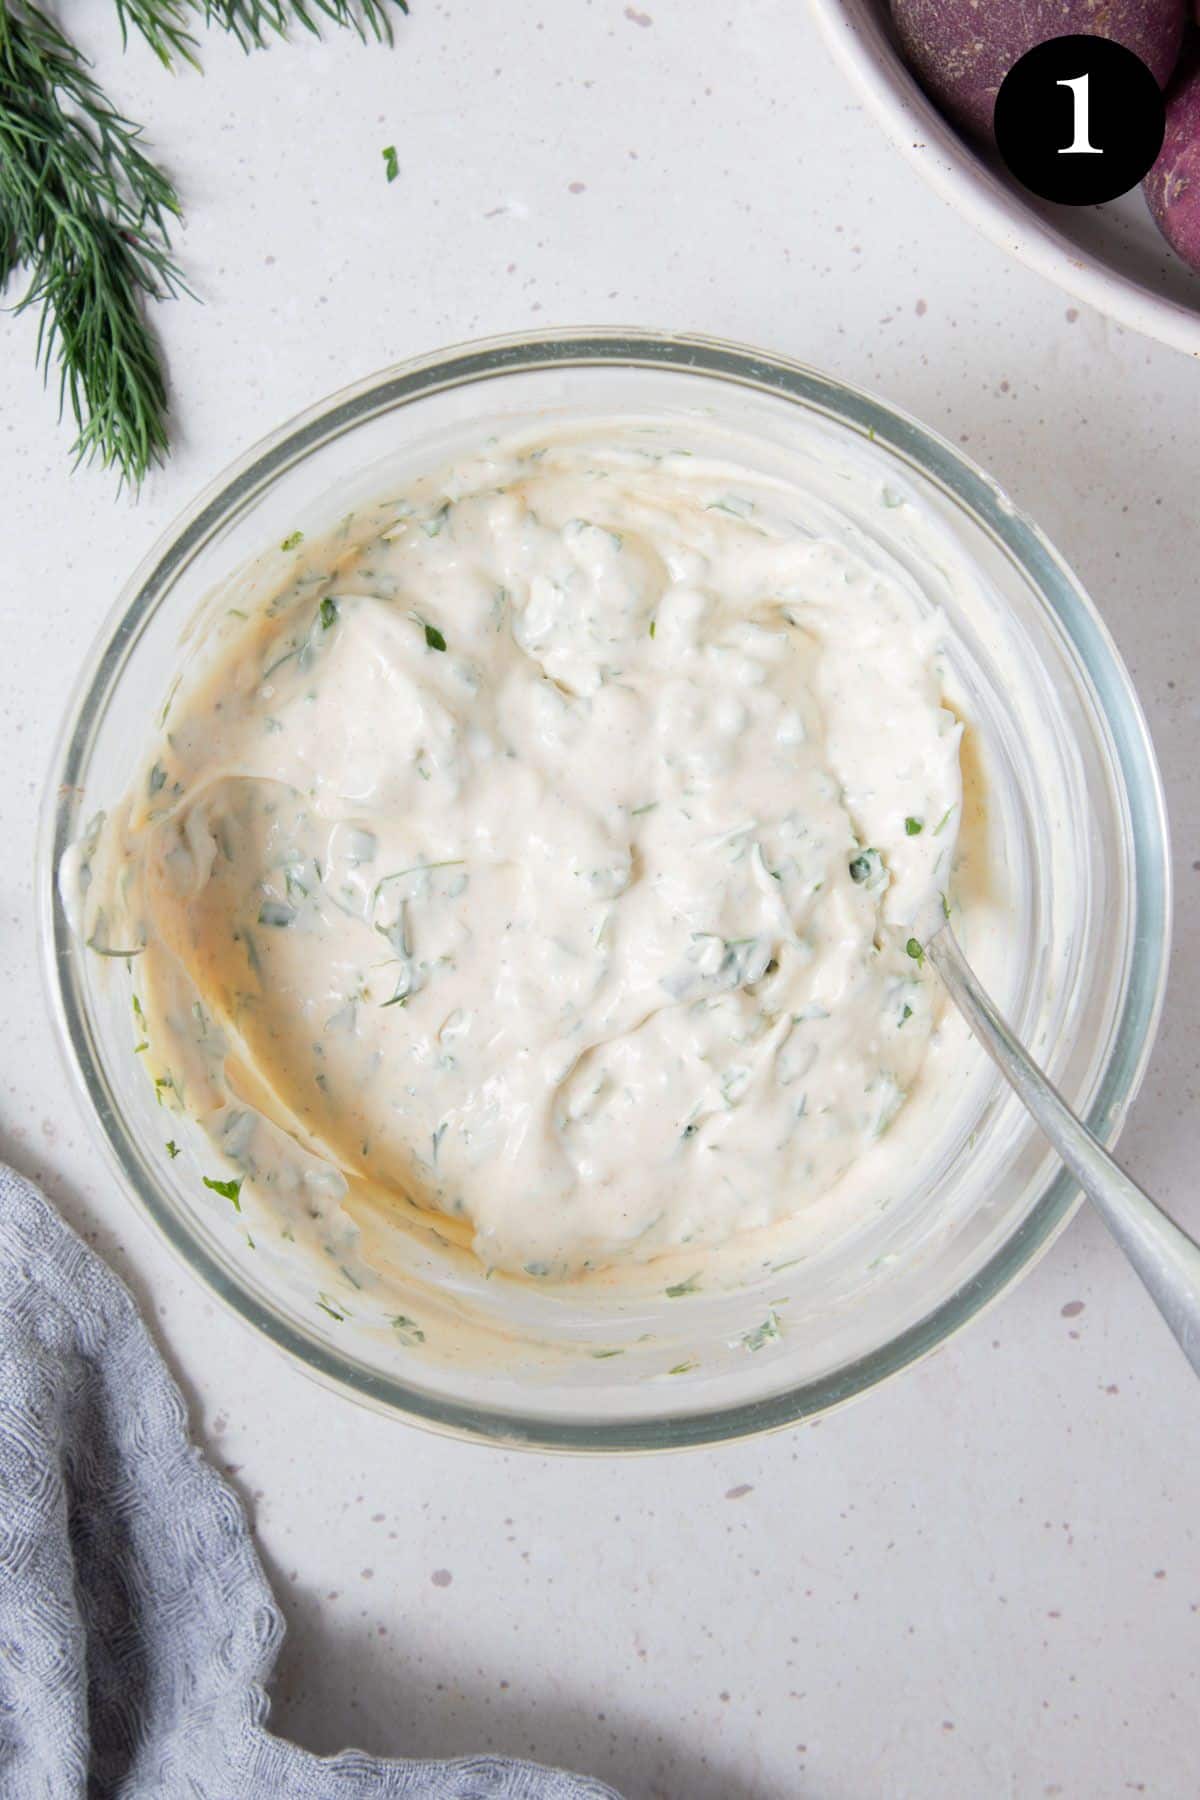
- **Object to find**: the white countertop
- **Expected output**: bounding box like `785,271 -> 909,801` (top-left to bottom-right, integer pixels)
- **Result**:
2,4 -> 1197,1795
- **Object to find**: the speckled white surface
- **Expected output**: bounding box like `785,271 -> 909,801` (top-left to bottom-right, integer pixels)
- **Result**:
2,5 -> 1198,1797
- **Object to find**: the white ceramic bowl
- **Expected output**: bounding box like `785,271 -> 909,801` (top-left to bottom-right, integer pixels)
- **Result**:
810,0 -> 1200,357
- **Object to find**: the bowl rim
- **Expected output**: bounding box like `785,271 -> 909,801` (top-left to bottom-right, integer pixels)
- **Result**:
39,326 -> 1174,1452
807,0 -> 1200,360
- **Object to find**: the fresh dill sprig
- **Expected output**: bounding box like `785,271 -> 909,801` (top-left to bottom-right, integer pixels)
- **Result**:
200,0 -> 407,51
114,0 -> 408,62
0,3 -> 188,484
1,0 -> 409,485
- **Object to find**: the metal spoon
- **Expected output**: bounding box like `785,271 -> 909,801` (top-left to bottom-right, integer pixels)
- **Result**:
925,920 -> 1200,1376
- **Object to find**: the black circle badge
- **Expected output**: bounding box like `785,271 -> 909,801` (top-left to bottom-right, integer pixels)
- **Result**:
994,34 -> 1166,206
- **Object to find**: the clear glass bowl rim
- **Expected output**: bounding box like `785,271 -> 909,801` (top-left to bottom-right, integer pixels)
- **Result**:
38,327 -> 1174,1453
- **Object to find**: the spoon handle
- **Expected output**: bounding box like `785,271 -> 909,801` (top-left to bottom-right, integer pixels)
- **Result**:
928,924 -> 1200,1377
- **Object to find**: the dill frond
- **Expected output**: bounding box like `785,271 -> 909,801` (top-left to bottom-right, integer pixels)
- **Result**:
0,2 -> 186,483
2,0 -> 409,485
115,0 -> 408,62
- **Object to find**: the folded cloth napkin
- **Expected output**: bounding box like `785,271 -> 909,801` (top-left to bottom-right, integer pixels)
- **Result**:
0,1166 -> 622,1800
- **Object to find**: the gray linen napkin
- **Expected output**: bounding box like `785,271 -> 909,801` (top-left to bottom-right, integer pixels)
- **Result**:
0,1165 -> 622,1800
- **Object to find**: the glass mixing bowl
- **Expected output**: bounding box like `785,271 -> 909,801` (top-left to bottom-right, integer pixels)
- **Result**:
39,330 -> 1171,1451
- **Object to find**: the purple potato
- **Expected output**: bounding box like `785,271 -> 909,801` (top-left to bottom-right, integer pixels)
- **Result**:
1145,47 -> 1200,270
892,0 -> 1186,140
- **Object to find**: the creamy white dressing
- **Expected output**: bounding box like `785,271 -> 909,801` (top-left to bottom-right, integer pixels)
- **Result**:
71,421 -> 970,1291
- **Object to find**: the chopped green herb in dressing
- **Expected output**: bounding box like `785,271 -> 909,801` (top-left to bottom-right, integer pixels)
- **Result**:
741,1310 -> 782,1352
66,420 -> 965,1288
203,1174 -> 242,1210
